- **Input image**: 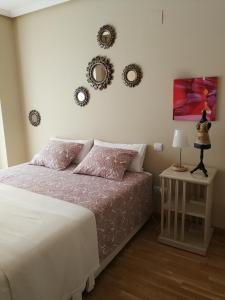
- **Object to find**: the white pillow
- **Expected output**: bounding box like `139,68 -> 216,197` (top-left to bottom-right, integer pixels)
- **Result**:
51,138 -> 93,164
94,139 -> 147,172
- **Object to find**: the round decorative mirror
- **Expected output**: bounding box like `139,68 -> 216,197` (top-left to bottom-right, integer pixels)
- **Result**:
92,64 -> 107,83
127,70 -> 137,81
29,110 -> 41,126
74,87 -> 89,106
122,64 -> 143,87
86,56 -> 114,90
97,25 -> 116,49
102,31 -> 111,43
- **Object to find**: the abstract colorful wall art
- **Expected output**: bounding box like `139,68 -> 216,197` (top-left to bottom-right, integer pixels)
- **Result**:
173,77 -> 218,121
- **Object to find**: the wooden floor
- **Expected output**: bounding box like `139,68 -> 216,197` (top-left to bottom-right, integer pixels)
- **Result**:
84,217 -> 225,300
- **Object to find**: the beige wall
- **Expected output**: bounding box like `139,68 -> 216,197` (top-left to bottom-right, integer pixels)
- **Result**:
14,0 -> 225,228
0,15 -> 26,166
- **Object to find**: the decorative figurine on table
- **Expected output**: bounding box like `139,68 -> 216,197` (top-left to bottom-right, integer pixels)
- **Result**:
191,110 -> 211,177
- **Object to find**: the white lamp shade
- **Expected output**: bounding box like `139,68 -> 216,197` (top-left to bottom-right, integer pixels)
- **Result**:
172,129 -> 189,148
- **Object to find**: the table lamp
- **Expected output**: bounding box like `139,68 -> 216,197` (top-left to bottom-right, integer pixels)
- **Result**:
172,129 -> 189,172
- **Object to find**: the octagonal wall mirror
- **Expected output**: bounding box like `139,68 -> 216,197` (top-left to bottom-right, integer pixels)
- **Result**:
97,25 -> 116,49
74,87 -> 90,107
122,64 -> 143,87
86,56 -> 114,90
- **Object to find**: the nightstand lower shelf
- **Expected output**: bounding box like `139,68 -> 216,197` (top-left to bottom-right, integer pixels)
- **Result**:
158,227 -> 214,255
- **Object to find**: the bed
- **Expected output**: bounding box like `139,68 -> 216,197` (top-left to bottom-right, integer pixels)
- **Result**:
0,163 -> 152,299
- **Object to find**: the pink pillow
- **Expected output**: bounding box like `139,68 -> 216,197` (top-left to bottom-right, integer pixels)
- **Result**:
31,140 -> 83,170
73,145 -> 137,181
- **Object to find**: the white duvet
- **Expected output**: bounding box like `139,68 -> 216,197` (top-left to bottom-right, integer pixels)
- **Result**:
0,183 -> 99,300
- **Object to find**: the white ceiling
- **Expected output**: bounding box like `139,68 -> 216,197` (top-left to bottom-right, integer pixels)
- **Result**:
0,0 -> 70,18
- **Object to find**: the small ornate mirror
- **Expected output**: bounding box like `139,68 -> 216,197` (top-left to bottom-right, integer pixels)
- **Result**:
92,64 -> 107,83
122,64 -> 143,87
97,25 -> 116,49
74,87 -> 89,106
29,110 -> 41,126
86,56 -> 114,90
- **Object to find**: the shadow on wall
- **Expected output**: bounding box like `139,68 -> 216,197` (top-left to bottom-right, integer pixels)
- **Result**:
144,145 -> 172,214
144,145 -> 173,175
212,171 -> 225,228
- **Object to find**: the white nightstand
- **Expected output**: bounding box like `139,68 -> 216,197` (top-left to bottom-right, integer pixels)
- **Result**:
158,165 -> 217,255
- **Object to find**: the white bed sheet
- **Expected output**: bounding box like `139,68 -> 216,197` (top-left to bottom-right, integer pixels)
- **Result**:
0,183 -> 99,300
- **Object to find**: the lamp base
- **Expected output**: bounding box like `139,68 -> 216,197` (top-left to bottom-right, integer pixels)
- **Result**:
172,163 -> 188,172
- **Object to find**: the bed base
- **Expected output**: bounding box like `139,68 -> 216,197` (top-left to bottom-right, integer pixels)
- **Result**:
71,214 -> 151,300
95,216 -> 151,278
71,216 -> 151,299
71,273 -> 95,300
89,171 -> 153,291
72,290 -> 83,300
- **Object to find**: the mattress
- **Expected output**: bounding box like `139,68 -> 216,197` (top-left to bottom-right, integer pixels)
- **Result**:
0,163 -> 152,261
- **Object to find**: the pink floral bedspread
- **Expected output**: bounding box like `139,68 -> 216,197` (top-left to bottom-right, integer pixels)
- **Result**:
0,164 -> 152,261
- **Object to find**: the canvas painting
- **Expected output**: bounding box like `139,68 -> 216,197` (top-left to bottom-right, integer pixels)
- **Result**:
173,77 -> 218,121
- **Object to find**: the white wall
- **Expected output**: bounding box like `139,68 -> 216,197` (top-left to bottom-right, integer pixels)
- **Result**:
0,101 -> 8,168
14,0 -> 225,228
0,15 -> 26,166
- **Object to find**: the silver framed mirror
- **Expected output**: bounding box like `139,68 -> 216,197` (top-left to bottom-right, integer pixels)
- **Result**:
122,64 -> 143,87
86,56 -> 114,90
74,87 -> 89,106
29,110 -> 41,126
97,25 -> 116,49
